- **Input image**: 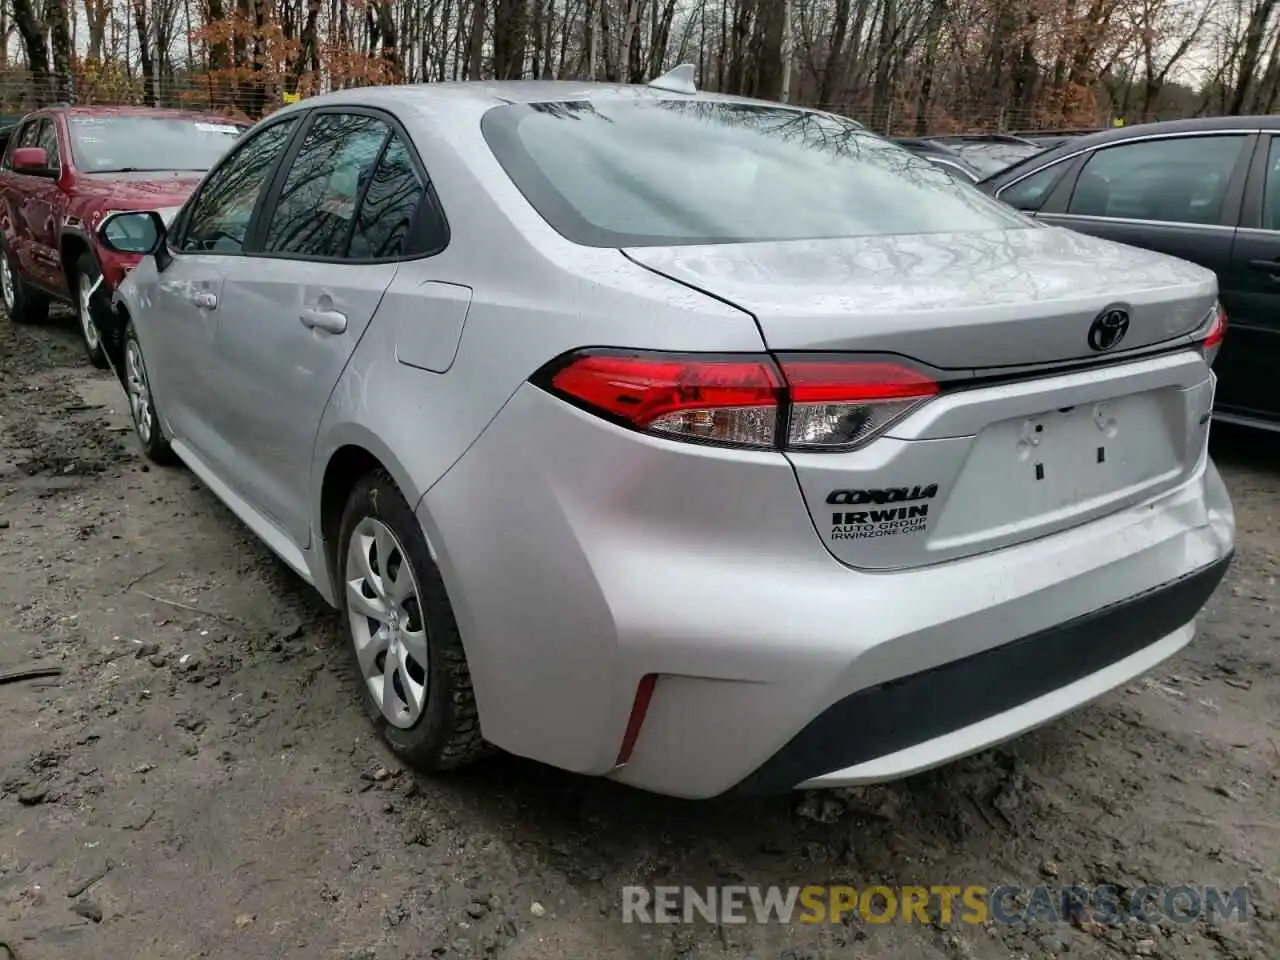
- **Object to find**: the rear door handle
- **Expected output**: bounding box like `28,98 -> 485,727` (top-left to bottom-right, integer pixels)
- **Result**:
300,307 -> 348,334
190,291 -> 217,309
1248,258 -> 1280,277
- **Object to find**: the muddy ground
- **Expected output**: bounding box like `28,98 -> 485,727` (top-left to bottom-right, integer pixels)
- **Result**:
0,309 -> 1276,960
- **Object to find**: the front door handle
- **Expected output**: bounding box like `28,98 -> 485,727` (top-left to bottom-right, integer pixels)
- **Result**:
1248,258 -> 1280,278
300,307 -> 348,334
190,291 -> 217,309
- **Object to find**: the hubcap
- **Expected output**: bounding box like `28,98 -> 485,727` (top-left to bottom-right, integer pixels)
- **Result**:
1,253 -> 14,312
80,275 -> 100,351
345,517 -> 429,729
125,338 -> 153,445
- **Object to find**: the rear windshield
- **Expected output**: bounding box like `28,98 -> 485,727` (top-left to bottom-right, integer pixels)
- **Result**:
69,115 -> 246,174
480,101 -> 1028,247
942,141 -> 1047,177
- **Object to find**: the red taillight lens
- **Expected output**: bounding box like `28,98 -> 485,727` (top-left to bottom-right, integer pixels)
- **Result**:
780,359 -> 940,450
538,350 -> 939,452
548,352 -> 784,449
1200,302 -> 1227,366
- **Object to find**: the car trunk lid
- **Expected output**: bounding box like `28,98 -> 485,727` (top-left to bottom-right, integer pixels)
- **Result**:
621,225 -> 1215,368
622,227 -> 1218,570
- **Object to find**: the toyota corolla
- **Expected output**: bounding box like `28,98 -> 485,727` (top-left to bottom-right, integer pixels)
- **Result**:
93,70 -> 1234,798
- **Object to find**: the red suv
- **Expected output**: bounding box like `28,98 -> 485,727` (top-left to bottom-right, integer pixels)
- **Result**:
0,105 -> 246,367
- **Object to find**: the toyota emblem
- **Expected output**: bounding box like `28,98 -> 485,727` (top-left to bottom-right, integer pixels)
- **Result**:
1087,308 -> 1131,352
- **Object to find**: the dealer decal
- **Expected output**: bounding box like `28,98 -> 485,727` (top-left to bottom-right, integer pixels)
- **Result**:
826,484 -> 938,540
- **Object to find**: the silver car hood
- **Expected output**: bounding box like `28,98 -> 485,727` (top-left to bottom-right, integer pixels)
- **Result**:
622,225 -> 1217,369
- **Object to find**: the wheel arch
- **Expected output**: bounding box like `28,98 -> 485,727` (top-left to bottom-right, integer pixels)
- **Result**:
59,227 -> 94,294
313,429 -> 430,605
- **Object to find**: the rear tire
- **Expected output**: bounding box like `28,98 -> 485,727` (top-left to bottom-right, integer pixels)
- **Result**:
123,319 -> 177,465
0,240 -> 49,325
337,470 -> 488,771
73,252 -> 110,369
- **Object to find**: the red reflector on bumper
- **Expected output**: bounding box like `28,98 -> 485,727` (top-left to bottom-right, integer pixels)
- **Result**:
615,674 -> 658,766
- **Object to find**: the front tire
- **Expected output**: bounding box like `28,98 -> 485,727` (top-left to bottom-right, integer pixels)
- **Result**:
337,471 -> 487,771
123,319 -> 176,465
73,252 -> 110,369
0,241 -> 49,325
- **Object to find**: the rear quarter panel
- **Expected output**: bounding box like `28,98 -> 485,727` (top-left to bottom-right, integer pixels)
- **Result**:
308,99 -> 766,573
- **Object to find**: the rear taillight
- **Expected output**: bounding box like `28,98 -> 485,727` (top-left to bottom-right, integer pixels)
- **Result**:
783,360 -> 940,450
537,350 -> 940,452
547,353 -> 783,449
1199,302 -> 1227,367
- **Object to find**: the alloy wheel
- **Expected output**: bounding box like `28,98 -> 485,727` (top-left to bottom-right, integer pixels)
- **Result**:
0,252 -> 14,313
345,517 -> 430,729
124,338 -> 153,445
79,274 -> 101,351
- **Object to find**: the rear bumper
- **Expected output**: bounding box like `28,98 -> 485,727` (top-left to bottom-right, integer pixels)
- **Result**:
419,385 -> 1236,799
734,551 -> 1231,794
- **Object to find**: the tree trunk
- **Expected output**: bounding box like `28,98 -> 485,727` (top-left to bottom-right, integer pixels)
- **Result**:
288,0 -> 321,93
83,0 -> 110,62
376,0 -> 401,79
913,0 -> 944,134
493,0 -> 527,78
465,0 -> 486,78
12,0 -> 51,105
47,0 -> 72,101
816,0 -> 850,107
1229,0 -> 1278,113
134,0 -> 156,106
869,0 -> 897,132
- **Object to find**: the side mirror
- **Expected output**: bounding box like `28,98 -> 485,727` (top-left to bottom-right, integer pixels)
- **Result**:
11,146 -> 51,174
97,210 -> 166,257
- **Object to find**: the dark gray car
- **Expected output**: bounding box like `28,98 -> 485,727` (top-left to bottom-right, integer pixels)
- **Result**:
978,116 -> 1280,431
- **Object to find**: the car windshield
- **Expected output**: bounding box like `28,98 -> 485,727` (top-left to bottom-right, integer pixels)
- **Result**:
481,101 -> 1028,247
68,115 -> 245,173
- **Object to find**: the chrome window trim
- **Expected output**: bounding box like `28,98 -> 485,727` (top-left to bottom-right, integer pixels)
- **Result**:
1041,213 -> 1238,234
994,128 -> 1264,201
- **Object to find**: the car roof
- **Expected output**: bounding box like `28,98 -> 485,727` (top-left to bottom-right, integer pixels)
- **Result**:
921,133 -> 1039,146
27,104 -> 249,123
269,80 -> 826,120
894,137 -> 960,153
978,114 -> 1280,185
1030,115 -> 1280,151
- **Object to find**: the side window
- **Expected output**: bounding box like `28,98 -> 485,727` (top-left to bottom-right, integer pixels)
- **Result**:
1066,135 -> 1246,225
2,120 -> 37,169
17,121 -> 40,148
1263,137 -> 1280,231
262,113 -> 390,258
180,118 -> 297,254
34,119 -> 60,172
998,162 -> 1067,211
2,122 -> 23,169
349,134 -> 431,259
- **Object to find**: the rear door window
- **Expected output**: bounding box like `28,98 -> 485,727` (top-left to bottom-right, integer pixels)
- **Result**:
1066,135 -> 1247,225
261,113 -> 390,258
1263,137 -> 1280,231
348,133 -> 437,259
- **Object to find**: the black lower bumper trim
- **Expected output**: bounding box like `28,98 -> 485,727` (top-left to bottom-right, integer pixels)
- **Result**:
730,552 -> 1233,796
